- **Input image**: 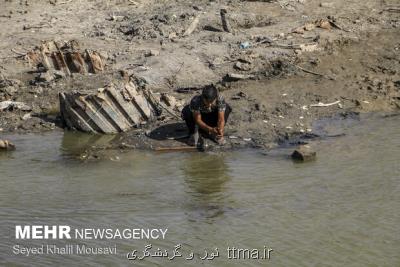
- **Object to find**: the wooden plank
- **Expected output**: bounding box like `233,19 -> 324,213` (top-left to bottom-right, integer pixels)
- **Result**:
91,91 -> 131,132
75,97 -> 117,133
59,93 -> 97,133
124,83 -> 154,120
106,86 -> 142,125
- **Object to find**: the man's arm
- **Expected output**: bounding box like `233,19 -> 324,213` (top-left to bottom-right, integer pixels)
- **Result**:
217,111 -> 225,137
193,111 -> 218,135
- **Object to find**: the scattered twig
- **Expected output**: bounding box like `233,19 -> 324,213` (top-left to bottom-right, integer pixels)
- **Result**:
220,9 -> 232,33
23,22 -> 52,30
271,43 -> 298,49
183,15 -> 200,36
329,21 -> 351,32
295,65 -> 335,80
225,73 -> 256,81
123,63 -> 145,69
51,0 -> 72,5
11,49 -> 26,56
176,62 -> 184,74
310,100 -> 341,107
203,25 -> 223,32
381,7 -> 400,13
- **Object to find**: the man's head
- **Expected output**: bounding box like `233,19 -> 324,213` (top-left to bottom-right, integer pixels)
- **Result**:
201,85 -> 218,107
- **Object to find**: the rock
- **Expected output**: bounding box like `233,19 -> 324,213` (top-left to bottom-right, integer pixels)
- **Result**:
234,62 -> 252,71
0,139 -> 16,151
0,78 -> 21,88
293,27 -> 305,34
291,145 -> 316,162
37,71 -> 55,83
300,43 -> 319,52
145,49 -> 160,57
168,32 -> 177,39
53,70 -> 66,79
238,54 -> 255,64
22,113 -> 32,120
0,101 -> 32,111
4,86 -> 18,96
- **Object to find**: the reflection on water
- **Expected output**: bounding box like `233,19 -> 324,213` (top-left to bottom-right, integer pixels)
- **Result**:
60,131 -> 118,158
183,154 -> 230,195
0,113 -> 399,267
182,154 -> 231,221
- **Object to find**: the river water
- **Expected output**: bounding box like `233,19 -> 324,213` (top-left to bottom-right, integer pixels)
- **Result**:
0,114 -> 399,267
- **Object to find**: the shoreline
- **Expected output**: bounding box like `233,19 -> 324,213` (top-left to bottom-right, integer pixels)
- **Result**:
0,1 -> 399,152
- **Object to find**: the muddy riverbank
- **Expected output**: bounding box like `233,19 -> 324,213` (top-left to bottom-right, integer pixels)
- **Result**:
0,0 -> 399,150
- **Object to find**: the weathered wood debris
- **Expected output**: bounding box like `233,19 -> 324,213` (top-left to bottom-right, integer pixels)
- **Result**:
26,40 -> 105,76
59,80 -> 182,134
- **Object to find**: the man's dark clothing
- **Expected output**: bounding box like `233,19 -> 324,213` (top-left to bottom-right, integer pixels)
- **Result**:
181,94 -> 232,135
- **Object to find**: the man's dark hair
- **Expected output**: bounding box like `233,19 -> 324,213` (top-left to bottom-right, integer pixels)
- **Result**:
202,85 -> 218,101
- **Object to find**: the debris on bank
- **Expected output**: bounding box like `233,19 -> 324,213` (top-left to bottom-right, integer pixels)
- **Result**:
59,80 -> 182,134
26,40 -> 106,76
310,100 -> 341,107
0,101 -> 31,111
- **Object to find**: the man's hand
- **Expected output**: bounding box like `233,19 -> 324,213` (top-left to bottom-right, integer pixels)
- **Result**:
216,127 -> 223,137
210,127 -> 220,135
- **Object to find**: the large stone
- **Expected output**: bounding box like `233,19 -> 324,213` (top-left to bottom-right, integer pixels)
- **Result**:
291,145 -> 316,161
0,140 -> 16,151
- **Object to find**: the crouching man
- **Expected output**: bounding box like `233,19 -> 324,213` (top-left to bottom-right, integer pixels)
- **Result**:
181,85 -> 232,146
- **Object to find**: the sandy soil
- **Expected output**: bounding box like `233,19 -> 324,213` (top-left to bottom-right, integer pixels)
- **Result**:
0,0 -> 399,152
